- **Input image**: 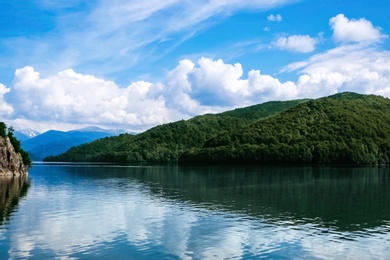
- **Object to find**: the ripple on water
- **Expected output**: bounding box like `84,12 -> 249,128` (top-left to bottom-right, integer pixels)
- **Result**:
2,165 -> 390,259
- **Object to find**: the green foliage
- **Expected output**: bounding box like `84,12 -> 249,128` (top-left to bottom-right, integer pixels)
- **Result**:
219,99 -> 309,119
0,122 -> 6,137
19,150 -> 32,168
180,93 -> 390,165
45,92 -> 390,165
0,123 -> 32,167
7,127 -> 21,152
44,99 -> 307,163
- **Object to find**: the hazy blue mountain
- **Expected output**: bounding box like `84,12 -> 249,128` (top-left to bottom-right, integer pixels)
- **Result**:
22,126 -> 126,161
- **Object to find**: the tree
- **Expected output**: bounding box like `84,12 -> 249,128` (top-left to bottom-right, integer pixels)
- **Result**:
0,122 -> 6,137
0,124 -> 32,167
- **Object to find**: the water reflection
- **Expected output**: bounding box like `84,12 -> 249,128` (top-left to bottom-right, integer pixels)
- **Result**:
0,174 -> 30,226
1,164 -> 390,259
63,164 -> 390,231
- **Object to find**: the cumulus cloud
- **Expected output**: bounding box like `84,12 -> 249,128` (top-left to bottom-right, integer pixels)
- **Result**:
0,84 -> 13,116
165,57 -> 297,111
3,67 -> 176,131
286,44 -> 390,98
330,14 -> 386,43
275,35 -> 318,53
267,14 -> 283,22
1,58 -> 299,131
3,39 -> 390,132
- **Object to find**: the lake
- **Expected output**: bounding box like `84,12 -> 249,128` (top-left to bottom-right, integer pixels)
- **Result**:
1,163 -> 390,259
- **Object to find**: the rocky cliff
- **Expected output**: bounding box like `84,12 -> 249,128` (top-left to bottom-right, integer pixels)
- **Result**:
0,136 -> 28,177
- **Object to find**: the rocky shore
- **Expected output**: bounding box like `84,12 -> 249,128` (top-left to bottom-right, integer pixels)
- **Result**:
0,136 -> 28,177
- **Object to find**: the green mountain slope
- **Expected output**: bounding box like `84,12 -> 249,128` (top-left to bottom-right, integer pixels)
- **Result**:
179,92 -> 390,165
44,99 -> 307,162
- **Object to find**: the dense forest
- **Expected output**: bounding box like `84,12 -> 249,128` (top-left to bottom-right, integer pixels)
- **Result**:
45,92 -> 390,165
0,122 -> 31,167
180,92 -> 390,165
44,99 -> 307,162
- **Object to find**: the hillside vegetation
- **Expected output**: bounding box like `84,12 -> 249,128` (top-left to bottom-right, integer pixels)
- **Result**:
180,92 -> 390,165
46,92 -> 390,165
44,99 -> 307,162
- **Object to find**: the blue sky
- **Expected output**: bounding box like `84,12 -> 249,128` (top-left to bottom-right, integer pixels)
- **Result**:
1,0 -> 390,132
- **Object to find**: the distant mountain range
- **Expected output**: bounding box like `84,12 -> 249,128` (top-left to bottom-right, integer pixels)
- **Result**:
17,126 -> 128,161
14,128 -> 40,142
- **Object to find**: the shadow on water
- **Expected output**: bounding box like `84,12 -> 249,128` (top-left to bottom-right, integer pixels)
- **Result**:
56,164 -> 390,232
0,175 -> 30,226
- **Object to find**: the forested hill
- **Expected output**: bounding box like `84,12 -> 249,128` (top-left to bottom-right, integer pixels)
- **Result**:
180,92 -> 390,165
44,99 -> 307,162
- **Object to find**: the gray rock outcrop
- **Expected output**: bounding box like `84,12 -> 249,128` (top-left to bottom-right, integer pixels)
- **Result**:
0,136 -> 28,177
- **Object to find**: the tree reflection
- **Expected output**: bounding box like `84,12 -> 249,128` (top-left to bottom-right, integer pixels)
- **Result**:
0,175 -> 30,225
120,165 -> 390,231
62,164 -> 390,232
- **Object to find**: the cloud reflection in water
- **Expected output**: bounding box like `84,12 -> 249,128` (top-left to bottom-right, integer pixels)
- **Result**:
1,164 -> 390,259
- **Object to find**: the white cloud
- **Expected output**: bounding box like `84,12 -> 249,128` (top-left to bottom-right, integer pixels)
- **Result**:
330,14 -> 386,43
268,14 -> 283,22
0,84 -> 13,116
3,37 -> 390,132
3,67 -> 178,132
2,7 -> 390,134
0,0 -> 295,86
275,35 -> 318,53
165,57 -> 297,111
1,57 -> 299,131
286,44 -> 390,98
176,43 -> 390,106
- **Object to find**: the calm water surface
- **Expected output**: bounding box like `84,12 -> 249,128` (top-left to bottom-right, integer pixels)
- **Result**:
1,163 -> 390,259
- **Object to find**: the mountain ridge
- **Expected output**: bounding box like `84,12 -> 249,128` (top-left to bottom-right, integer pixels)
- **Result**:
22,127 -> 127,161
14,128 -> 40,142
180,92 -> 390,165
44,98 -> 309,162
45,92 -> 390,165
